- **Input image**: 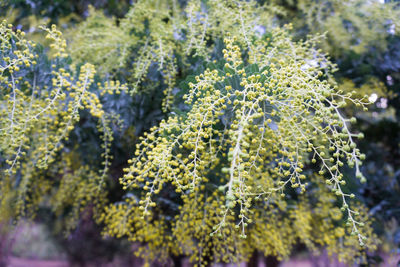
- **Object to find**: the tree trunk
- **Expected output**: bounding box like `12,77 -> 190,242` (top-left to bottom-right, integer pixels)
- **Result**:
264,255 -> 279,267
247,251 -> 259,267
172,256 -> 183,267
0,223 -> 13,267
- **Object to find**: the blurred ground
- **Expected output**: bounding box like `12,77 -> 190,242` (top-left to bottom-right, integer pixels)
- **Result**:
8,257 -> 68,267
7,256 -> 400,267
5,257 -> 315,267
5,222 -> 400,267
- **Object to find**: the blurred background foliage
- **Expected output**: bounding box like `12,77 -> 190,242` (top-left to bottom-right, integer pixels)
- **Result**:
1,0 -> 400,266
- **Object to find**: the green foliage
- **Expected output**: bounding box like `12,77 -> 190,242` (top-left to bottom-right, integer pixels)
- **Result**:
0,21 -> 124,223
67,0 -> 288,110
274,0 -> 400,56
67,6 -> 132,76
109,32 -> 376,266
